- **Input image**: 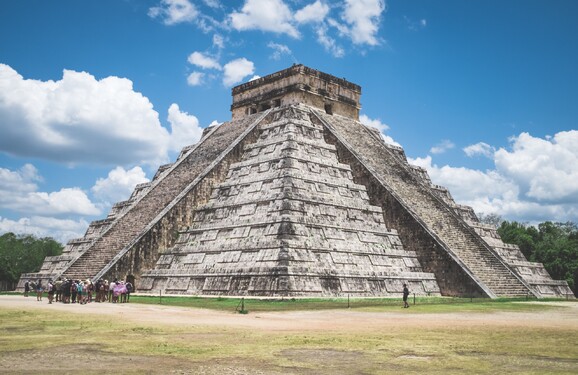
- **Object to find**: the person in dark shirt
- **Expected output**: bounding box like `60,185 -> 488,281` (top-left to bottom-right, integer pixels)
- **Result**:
402,284 -> 410,308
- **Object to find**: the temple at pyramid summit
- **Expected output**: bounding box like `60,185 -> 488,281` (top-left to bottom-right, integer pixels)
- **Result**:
18,65 -> 573,298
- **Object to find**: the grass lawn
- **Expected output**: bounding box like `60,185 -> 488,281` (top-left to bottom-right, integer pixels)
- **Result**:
0,296 -> 576,374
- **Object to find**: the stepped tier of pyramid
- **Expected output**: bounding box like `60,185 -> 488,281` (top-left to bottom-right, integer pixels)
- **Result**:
18,65 -> 573,298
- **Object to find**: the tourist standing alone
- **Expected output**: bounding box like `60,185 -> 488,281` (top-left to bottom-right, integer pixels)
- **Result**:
24,280 -> 30,297
402,283 -> 410,308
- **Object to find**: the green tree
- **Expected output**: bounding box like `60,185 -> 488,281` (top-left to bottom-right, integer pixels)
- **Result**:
533,222 -> 578,293
497,221 -> 578,297
0,232 -> 63,287
497,221 -> 538,259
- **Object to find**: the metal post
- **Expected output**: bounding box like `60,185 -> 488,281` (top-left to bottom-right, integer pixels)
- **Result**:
159,290 -> 162,305
413,293 -> 415,305
347,294 -> 350,308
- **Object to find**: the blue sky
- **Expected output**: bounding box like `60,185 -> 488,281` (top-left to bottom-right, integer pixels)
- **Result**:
1,0 -> 577,243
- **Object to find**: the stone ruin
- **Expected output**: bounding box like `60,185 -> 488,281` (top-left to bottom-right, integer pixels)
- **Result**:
18,64 -> 573,298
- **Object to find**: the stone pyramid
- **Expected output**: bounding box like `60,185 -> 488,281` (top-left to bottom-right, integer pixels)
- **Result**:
138,105 -> 439,296
19,65 -> 573,298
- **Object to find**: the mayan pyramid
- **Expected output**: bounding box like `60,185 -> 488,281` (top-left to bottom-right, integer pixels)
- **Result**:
18,65 -> 573,298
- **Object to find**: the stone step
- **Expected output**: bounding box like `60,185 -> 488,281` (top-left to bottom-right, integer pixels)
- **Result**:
319,110 -> 532,297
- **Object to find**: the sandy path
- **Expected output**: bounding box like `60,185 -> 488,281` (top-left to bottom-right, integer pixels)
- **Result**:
1,295 -> 577,332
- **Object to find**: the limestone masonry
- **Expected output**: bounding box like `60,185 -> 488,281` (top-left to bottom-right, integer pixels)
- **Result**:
18,65 -> 573,298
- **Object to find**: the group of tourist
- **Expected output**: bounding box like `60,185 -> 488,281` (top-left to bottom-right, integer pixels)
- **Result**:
23,278 -> 133,304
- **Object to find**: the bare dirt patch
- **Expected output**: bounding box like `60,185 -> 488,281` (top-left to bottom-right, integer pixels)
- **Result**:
2,296 -> 577,332
1,296 -> 577,374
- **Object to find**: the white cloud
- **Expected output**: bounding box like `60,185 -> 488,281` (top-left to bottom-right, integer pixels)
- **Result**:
229,0 -> 299,38
203,0 -> 220,8
0,164 -> 40,194
359,114 -> 400,147
91,166 -> 149,207
430,139 -> 455,154
411,155 -> 518,205
342,0 -> 385,46
267,42 -> 292,60
0,165 -> 99,216
0,216 -> 90,244
187,51 -> 222,70
34,189 -> 100,216
212,34 -> 225,49
360,114 -> 389,132
148,0 -> 198,25
464,142 -> 495,158
166,103 -> 205,151
316,24 -> 345,57
409,130 -> 578,223
404,16 -> 427,31
222,58 -> 255,86
494,131 -> 578,203
187,71 -> 205,86
0,64 -> 170,167
327,17 -> 351,38
295,1 -> 330,24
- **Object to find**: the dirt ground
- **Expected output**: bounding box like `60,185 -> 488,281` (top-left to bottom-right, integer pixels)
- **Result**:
2,295 -> 577,331
1,295 -> 577,374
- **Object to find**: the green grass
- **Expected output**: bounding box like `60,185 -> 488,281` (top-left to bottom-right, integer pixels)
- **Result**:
126,293 -> 572,313
0,297 -> 576,374
0,303 -> 576,374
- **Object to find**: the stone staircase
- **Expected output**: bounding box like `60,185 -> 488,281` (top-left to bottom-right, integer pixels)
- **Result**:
59,112 -> 268,282
316,110 -> 534,297
139,105 -> 440,296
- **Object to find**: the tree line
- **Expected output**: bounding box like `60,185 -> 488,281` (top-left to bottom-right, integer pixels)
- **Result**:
496,220 -> 578,296
0,232 -> 63,290
1,222 -> 577,297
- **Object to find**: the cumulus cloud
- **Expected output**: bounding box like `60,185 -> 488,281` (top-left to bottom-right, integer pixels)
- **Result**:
430,139 -> 455,154
187,51 -> 222,70
0,64 -> 171,167
0,216 -> 90,244
229,0 -> 299,38
91,166 -> 149,207
166,103 -> 205,151
148,0 -> 198,25
223,58 -> 255,86
0,164 -> 100,216
187,71 -> 205,86
360,114 -> 388,132
464,142 -> 495,158
495,131 -> 578,203
295,1 -> 330,24
184,52 -> 257,88
150,1 -> 387,61
409,130 -> 578,223
411,155 -> 518,205
0,164 -> 40,194
359,114 -> 400,147
342,0 -> 385,46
